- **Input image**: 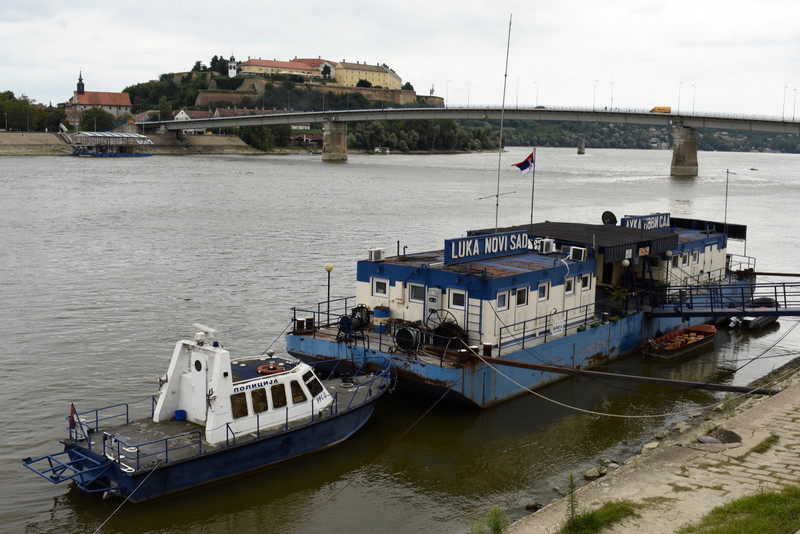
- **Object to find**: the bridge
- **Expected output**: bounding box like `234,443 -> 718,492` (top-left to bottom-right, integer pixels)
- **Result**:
646,279 -> 800,319
151,107 -> 800,174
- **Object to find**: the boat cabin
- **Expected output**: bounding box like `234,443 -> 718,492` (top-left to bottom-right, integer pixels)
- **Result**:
153,326 -> 333,444
354,213 -> 736,349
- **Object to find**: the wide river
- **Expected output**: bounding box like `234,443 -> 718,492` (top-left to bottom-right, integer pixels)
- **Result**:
3,148 -> 800,533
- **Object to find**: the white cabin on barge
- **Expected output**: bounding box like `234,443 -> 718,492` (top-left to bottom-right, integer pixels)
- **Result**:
352,213 -> 735,349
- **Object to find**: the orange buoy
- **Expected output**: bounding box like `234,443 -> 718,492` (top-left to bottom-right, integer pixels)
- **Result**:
257,363 -> 284,375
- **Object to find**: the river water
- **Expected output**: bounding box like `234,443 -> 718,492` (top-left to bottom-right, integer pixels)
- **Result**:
3,148 -> 800,533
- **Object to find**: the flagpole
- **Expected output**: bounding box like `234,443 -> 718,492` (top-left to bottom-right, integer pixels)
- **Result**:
529,148 -> 536,227
495,14 -> 512,233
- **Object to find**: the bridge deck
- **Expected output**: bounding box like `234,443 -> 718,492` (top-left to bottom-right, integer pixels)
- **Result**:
647,280 -> 800,318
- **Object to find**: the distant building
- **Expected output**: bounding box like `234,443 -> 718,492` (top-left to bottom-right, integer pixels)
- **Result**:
333,61 -> 402,89
238,58 -> 318,78
65,72 -> 132,128
174,108 -> 213,134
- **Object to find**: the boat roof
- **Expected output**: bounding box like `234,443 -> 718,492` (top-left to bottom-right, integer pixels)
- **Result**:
382,249 -> 577,278
72,131 -> 150,139
470,221 -> 680,263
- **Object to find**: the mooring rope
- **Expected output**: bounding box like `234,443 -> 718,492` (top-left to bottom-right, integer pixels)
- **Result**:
92,459 -> 163,534
290,386 -> 451,533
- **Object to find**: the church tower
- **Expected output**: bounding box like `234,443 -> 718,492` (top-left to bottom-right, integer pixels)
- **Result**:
77,71 -> 85,95
228,56 -> 237,78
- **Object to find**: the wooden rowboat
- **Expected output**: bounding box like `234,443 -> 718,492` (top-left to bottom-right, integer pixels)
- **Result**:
643,324 -> 717,360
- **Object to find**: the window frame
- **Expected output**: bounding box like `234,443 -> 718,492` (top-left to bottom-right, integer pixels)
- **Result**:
537,282 -> 549,301
516,287 -> 529,307
581,274 -> 592,291
449,288 -> 466,310
372,277 -> 389,298
497,290 -> 510,311
408,283 -> 425,303
565,277 -> 575,295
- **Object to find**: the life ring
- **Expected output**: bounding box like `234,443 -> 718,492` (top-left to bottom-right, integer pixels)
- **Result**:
257,363 -> 284,375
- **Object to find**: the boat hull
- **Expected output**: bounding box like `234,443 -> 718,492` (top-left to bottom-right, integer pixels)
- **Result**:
63,401 -> 376,502
643,324 -> 717,360
287,309 -> 720,408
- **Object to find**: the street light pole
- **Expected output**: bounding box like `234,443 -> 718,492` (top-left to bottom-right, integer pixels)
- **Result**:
465,81 -> 470,107
325,264 -> 333,325
534,81 -> 539,107
592,77 -> 598,110
609,81 -> 614,109
783,84 -> 788,120
692,83 -> 696,113
677,80 -> 684,113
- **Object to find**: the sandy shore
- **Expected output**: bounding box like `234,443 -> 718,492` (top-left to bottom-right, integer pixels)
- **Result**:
509,361 -> 800,534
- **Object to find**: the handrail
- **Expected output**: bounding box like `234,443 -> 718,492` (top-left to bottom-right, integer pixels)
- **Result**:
102,429 -> 203,471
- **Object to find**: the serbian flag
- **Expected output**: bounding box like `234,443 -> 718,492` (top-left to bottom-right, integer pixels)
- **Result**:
69,403 -> 77,429
512,151 -> 535,175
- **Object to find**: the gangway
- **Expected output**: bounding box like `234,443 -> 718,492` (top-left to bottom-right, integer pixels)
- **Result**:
647,281 -> 800,318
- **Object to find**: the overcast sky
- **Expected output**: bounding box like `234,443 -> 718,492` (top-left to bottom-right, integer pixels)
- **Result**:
3,0 -> 799,118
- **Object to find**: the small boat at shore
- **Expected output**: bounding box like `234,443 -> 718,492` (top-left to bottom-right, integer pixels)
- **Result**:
23,324 -> 392,503
729,297 -> 780,330
643,324 -> 717,360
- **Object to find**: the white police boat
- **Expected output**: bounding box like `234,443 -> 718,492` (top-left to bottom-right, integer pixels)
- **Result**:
23,324 -> 392,502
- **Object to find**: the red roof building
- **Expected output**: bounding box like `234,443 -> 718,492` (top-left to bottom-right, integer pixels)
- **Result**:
65,72 -> 132,127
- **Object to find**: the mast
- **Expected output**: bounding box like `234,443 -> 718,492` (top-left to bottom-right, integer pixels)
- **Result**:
529,147 -> 536,227
495,14 -> 512,233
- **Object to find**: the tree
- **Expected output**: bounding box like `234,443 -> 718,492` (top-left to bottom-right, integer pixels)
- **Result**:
402,82 -> 415,92
79,107 -> 115,131
271,124 -> 292,146
159,96 -> 173,120
321,65 -> 332,80
356,79 -> 372,88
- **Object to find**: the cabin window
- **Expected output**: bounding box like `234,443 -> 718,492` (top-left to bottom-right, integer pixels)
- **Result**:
538,282 -> 549,301
565,277 -> 575,295
303,371 -> 324,397
251,388 -> 268,413
649,256 -> 660,267
682,253 -> 689,267
449,289 -> 466,310
230,392 -> 248,419
672,255 -> 680,268
409,283 -> 425,303
372,277 -> 389,297
516,287 -> 529,306
290,381 -> 308,403
692,250 -> 699,264
497,290 -> 509,311
271,383 -> 287,409
581,274 -> 591,291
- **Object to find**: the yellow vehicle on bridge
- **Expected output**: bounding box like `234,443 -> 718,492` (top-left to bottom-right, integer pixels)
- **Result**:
650,106 -> 672,113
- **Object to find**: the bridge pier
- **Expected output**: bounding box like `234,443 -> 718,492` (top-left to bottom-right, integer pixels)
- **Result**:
671,126 -> 698,176
322,121 -> 348,162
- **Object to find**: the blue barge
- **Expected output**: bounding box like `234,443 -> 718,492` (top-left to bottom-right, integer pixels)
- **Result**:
286,212 -> 755,408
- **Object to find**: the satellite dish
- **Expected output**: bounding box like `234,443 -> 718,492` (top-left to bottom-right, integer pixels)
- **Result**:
602,211 -> 617,225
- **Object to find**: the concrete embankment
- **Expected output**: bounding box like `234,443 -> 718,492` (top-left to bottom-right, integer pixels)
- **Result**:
508,360 -> 800,534
0,132 -> 267,156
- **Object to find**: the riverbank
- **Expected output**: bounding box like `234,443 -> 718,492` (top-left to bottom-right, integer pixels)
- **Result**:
0,131 -> 282,156
509,356 -> 800,534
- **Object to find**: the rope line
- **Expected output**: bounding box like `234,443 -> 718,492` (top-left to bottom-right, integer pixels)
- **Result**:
93,459 -> 163,534
290,387 -> 451,533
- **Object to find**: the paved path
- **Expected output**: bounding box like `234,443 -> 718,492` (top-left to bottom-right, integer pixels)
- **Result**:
509,371 -> 800,534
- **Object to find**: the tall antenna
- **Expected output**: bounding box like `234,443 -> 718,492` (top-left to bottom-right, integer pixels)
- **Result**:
495,14 -> 512,233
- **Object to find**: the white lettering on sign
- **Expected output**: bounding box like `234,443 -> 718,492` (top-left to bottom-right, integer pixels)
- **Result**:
445,232 -> 530,264
622,213 -> 670,230
233,377 -> 278,393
